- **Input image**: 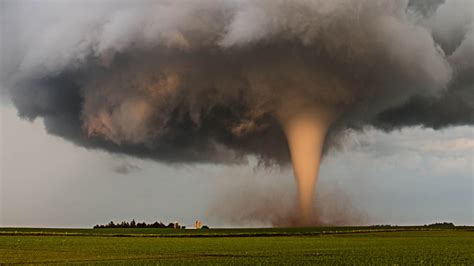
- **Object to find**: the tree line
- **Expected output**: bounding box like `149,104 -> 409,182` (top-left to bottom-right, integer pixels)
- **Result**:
424,222 -> 455,228
93,219 -> 185,229
370,222 -> 455,228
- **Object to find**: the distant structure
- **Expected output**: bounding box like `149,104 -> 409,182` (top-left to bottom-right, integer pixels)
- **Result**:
173,222 -> 181,229
195,220 -> 202,229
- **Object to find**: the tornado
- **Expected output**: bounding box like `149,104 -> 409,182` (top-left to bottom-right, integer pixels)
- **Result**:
276,94 -> 337,224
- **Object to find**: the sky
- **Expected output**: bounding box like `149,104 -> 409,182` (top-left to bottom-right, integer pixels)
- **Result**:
1,104 -> 472,228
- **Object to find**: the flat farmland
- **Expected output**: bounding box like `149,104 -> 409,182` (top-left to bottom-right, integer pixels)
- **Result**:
0,227 -> 473,264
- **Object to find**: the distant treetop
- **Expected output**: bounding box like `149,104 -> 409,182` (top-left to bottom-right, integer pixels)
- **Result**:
93,220 -> 184,229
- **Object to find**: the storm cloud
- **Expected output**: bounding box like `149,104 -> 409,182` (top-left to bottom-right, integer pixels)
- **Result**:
0,0 -> 473,165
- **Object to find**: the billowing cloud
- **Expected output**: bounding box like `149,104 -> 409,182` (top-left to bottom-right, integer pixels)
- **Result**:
0,0 -> 472,165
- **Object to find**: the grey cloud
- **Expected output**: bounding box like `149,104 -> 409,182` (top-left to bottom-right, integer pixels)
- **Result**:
0,0 -> 472,165
113,161 -> 141,175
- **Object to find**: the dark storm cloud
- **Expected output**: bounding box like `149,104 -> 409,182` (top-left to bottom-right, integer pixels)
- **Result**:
0,0 -> 472,165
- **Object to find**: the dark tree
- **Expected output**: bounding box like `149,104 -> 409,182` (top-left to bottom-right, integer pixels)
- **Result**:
93,219 -> 188,229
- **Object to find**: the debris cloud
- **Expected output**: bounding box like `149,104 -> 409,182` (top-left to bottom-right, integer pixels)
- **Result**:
209,180 -> 369,227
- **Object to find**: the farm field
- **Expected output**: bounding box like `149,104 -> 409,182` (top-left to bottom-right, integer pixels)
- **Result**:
1,227 -> 473,264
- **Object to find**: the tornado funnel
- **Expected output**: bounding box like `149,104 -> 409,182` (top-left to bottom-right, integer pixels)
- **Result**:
276,100 -> 336,224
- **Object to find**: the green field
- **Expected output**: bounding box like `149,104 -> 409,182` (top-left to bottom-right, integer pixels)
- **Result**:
1,227 -> 473,264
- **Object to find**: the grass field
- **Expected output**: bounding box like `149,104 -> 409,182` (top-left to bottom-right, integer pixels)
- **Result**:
1,227 -> 473,264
